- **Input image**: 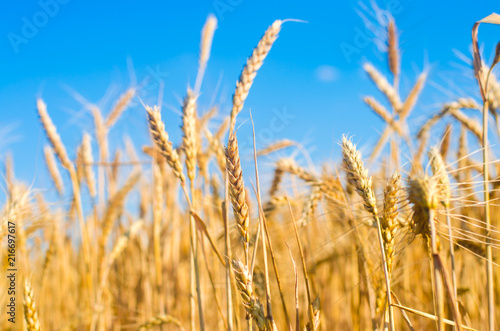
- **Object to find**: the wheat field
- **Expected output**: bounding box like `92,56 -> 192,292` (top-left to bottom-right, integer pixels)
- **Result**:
2,10 -> 500,331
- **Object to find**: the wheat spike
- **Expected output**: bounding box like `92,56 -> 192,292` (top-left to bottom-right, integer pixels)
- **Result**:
43,146 -> 64,196
407,174 -> 438,237
382,170 -> 401,274
181,90 -> 198,182
100,172 -> 141,253
257,139 -> 296,156
138,314 -> 184,330
363,63 -> 402,111
428,147 -> 451,207
400,72 -> 427,118
450,108 -> 482,141
230,20 -> 282,132
231,259 -> 267,330
194,14 -> 218,94
364,96 -> 404,135
299,184 -> 323,226
205,128 -> 226,173
268,167 -> 284,197
225,133 -> 250,244
105,88 -> 135,128
387,20 -> 399,78
341,136 -> 378,216
146,105 -> 185,183
24,280 -> 42,331
81,133 -> 96,198
277,158 -> 317,184
37,99 -> 72,170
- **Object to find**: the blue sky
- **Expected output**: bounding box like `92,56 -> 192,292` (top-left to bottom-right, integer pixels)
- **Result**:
1,0 -> 499,199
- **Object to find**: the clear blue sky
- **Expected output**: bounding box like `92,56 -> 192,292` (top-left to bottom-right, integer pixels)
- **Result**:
1,0 -> 499,198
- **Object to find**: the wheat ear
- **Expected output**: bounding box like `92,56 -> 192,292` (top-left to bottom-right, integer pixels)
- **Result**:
363,63 -> 402,111
364,96 -> 404,136
429,146 -> 457,302
146,105 -> 185,183
43,146 -> 64,196
232,259 -> 267,330
387,19 -> 400,79
24,280 -> 42,331
277,158 -> 317,184
81,133 -> 96,198
194,14 -> 217,94
230,20 -> 282,133
225,133 -> 250,245
408,173 -> 444,330
105,88 -> 135,128
181,90 -> 198,182
257,139 -> 295,156
37,99 -> 72,170
138,314 -> 185,331
382,170 -> 401,275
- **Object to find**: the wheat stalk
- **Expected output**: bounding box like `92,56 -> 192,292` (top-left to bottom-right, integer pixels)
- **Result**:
407,173 -> 444,330
429,146 -> 457,306
341,135 -> 395,330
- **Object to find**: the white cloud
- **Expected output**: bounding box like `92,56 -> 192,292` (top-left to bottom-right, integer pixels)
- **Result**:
315,65 -> 338,82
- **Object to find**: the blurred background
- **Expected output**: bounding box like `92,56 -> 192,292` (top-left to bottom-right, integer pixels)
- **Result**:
1,0 -> 499,198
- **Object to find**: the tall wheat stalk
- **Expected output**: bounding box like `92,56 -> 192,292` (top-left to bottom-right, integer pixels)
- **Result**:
471,16 -> 500,330
341,136 -> 395,331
